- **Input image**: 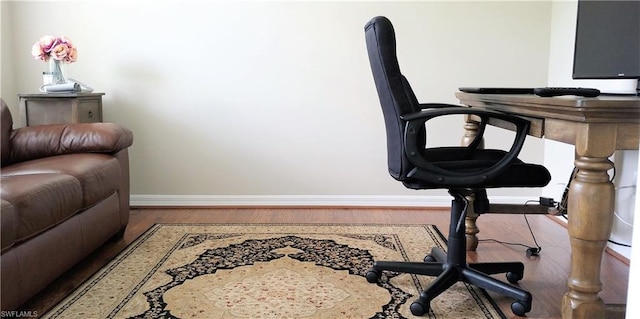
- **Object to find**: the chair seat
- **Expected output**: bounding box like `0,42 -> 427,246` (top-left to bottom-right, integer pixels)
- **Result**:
402,147 -> 551,189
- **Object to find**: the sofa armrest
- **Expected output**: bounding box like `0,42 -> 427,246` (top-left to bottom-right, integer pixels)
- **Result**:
7,123 -> 133,164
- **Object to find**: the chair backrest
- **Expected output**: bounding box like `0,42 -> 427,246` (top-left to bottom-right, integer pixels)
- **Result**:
364,16 -> 423,181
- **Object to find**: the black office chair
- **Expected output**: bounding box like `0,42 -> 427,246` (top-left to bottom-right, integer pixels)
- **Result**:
363,16 -> 551,317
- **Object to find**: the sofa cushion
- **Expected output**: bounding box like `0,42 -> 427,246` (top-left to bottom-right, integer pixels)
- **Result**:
1,173 -> 83,244
1,154 -> 121,208
6,123 -> 133,166
1,200 -> 16,253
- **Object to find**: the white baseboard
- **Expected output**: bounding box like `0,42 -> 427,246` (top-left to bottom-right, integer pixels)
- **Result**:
130,194 -> 534,208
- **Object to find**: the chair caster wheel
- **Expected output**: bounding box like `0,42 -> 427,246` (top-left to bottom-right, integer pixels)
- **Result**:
410,300 -> 429,316
424,255 -> 436,262
506,271 -> 523,284
511,300 -> 530,316
366,269 -> 381,283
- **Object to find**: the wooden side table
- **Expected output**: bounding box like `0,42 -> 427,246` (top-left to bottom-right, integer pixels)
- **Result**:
18,92 -> 104,126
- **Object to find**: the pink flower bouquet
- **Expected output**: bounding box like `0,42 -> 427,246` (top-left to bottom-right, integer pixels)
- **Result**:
31,35 -> 78,63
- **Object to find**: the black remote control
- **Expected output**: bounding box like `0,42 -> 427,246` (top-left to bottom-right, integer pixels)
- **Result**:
533,87 -> 601,97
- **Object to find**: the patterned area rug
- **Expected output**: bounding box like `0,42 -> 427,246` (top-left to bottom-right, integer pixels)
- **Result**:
42,224 -> 505,319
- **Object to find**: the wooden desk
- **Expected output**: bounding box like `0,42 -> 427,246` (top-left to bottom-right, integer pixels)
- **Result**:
456,92 -> 639,319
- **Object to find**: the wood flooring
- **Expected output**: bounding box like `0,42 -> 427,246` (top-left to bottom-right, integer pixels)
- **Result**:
18,207 -> 629,319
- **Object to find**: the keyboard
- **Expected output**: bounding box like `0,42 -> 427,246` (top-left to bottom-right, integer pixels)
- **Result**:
533,87 -> 600,97
459,87 -> 534,94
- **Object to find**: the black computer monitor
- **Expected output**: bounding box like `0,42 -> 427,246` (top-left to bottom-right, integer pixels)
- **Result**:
572,0 -> 640,94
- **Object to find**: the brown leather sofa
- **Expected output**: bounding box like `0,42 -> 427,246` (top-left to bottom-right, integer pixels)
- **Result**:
0,99 -> 134,311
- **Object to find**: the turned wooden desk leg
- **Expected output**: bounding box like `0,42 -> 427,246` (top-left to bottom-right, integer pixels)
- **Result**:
462,116 -> 483,251
562,124 -> 616,319
465,194 -> 479,251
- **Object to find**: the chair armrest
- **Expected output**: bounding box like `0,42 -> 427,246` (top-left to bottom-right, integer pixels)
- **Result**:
415,103 -> 488,149
400,107 -> 530,186
7,122 -> 133,164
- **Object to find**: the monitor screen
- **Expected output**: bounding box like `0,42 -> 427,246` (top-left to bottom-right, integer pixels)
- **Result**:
572,0 -> 640,80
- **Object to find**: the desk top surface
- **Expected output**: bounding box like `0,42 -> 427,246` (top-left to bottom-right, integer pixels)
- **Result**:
455,92 -> 639,106
455,92 -> 640,123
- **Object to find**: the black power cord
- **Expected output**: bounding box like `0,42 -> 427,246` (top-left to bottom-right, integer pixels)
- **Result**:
477,162 -> 632,255
479,199 -> 548,258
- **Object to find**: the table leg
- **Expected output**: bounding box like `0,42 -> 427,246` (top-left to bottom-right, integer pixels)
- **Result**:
465,194 -> 479,251
461,117 -> 484,251
562,124 -> 616,318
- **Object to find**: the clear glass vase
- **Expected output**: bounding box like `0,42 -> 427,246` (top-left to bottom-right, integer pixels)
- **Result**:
48,59 -> 66,85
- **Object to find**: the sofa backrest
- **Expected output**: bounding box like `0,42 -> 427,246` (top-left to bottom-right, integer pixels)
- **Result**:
1,99 -> 13,166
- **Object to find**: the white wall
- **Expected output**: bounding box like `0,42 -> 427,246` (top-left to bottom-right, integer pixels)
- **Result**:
3,1 -> 552,206
0,1 -> 17,103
